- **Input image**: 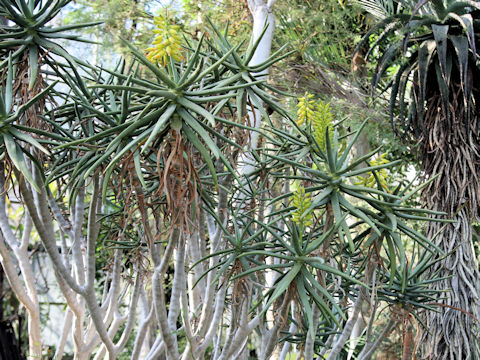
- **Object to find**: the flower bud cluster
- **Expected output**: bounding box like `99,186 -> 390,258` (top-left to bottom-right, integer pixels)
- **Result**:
146,15 -> 183,66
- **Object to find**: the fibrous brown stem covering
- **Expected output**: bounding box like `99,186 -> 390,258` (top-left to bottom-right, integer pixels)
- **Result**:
420,82 -> 480,359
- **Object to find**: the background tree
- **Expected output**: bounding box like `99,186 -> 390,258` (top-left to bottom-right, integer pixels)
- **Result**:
62,0 -> 153,63
358,0 -> 480,358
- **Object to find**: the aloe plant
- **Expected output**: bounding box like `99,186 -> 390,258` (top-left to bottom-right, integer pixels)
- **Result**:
0,1 -> 102,358
0,55 -> 56,191
0,0 -> 100,87
184,94 -> 448,358
0,1 -> 448,359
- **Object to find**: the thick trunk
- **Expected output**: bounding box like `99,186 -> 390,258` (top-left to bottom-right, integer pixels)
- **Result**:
420,85 -> 480,359
421,209 -> 480,359
26,310 -> 42,359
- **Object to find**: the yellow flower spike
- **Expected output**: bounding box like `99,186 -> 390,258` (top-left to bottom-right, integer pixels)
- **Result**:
146,14 -> 183,66
296,92 -> 334,151
354,153 -> 391,191
296,92 -> 317,126
311,100 -> 334,151
291,186 -> 313,228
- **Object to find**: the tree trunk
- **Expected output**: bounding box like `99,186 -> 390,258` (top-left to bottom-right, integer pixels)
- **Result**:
238,0 -> 276,178
421,209 -> 480,359
420,84 -> 480,359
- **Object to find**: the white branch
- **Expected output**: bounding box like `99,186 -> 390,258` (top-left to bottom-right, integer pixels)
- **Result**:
196,280 -> 228,357
54,310 -> 73,360
131,294 -> 154,360
19,174 -> 83,294
356,318 -> 397,360
0,236 -> 34,310
152,228 -> 181,360
71,186 -> 86,286
115,270 -> 142,352
327,292 -> 364,360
